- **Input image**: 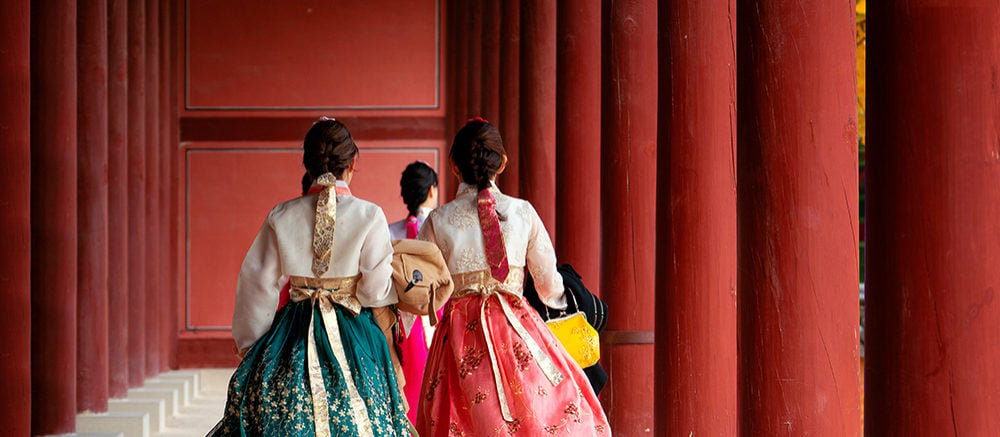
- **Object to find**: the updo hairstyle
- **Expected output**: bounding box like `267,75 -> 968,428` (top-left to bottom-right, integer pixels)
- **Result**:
400,161 -> 438,217
302,118 -> 359,179
449,119 -> 505,191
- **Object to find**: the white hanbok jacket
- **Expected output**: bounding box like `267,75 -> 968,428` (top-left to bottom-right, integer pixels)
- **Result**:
232,182 -> 396,350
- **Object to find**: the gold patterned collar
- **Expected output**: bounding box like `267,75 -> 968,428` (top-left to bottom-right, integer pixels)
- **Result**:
456,181 -> 500,198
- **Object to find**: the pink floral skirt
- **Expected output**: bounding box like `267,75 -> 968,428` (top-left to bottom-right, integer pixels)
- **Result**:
416,293 -> 610,436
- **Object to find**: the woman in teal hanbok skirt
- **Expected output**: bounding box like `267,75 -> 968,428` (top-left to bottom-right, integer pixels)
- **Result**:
210,118 -> 411,436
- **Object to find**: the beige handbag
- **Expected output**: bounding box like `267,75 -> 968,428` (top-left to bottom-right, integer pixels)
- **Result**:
390,239 -> 453,325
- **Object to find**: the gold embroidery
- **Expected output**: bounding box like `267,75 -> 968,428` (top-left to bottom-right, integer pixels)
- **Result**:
473,390 -> 488,404
312,173 -> 338,277
505,418 -> 521,435
288,274 -> 374,437
456,247 -> 488,273
447,201 -> 479,230
512,342 -> 531,371
459,346 -> 484,378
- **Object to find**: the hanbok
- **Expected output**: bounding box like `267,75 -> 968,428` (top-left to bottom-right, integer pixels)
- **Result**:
388,207 -> 436,424
415,183 -> 610,436
213,175 -> 411,437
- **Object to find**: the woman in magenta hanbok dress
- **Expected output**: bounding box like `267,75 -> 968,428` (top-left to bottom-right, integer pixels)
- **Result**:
387,160 -> 440,423
415,119 -> 610,436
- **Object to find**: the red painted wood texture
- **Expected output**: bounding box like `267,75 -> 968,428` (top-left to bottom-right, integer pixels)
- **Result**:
127,0 -> 147,388
600,0 -> 658,433
467,1 -> 484,118
159,0 -> 174,372
184,142 -> 441,331
30,0 -> 78,432
865,2 -> 1000,434
519,0 -> 558,238
497,0 -> 521,196
77,0 -> 111,413
481,0 -> 501,123
144,0 -> 162,376
106,0 -> 130,398
656,0 -> 738,434
174,0 -> 444,367
737,0 -> 860,434
555,0 -> 602,294
185,0 -> 439,110
0,0 -> 32,433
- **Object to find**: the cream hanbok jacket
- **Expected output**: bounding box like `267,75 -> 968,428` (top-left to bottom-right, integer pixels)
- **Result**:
417,182 -> 567,309
232,182 -> 396,350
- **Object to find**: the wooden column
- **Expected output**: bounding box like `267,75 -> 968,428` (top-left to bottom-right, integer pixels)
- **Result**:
30,0 -> 78,432
77,0 -> 110,413
737,0 -> 860,434
865,2 -> 1000,434
126,0 -> 146,387
497,0 -> 521,196
600,0 -> 657,433
143,0 -> 160,376
555,0 -> 601,289
656,0 -> 738,434
168,0 -> 181,370
466,0 -> 483,118
0,0 -> 32,433
519,0 -> 557,235
447,0 -> 469,200
107,0 -> 129,397
159,0 -> 173,371
481,0 -> 501,122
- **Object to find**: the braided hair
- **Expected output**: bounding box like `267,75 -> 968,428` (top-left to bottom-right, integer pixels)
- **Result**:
449,119 -> 505,191
302,118 -> 359,179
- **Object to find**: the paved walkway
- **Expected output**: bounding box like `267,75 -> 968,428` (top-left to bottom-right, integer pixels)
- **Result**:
152,368 -> 233,436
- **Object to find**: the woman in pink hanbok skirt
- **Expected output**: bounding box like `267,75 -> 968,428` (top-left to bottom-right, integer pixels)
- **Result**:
415,119 -> 610,436
387,160 -> 440,423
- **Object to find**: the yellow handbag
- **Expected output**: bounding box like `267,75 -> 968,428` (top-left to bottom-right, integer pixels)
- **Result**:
545,292 -> 601,368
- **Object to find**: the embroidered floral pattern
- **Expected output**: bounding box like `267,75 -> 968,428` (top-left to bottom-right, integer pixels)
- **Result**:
447,202 -> 479,230
456,247 -> 488,273
473,390 -> 488,404
512,342 -> 532,371
505,418 -> 522,435
459,346 -> 484,378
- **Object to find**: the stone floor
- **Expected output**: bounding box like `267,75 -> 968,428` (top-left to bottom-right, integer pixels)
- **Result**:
151,368 -> 233,437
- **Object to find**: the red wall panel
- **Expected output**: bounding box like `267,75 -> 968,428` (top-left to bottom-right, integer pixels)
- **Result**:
184,142 -> 441,330
185,0 -> 439,110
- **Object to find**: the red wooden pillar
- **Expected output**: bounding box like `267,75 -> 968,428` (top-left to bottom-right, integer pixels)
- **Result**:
78,0 -> 110,413
466,0 -> 483,118
497,0 -> 520,196
30,0 -> 78,432
518,0 -> 557,235
107,0 -> 130,397
143,0 -> 160,376
737,0 -> 860,435
600,0 -> 657,433
865,3 -> 1000,434
481,0 -> 501,123
555,0 -> 601,289
126,0 -> 146,387
168,0 -> 181,370
0,0 -> 32,433
447,0 -> 469,200
159,0 -> 173,371
656,0 -> 738,434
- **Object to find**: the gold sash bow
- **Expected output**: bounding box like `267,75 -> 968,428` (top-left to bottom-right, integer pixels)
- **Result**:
452,268 -> 565,422
288,275 -> 373,437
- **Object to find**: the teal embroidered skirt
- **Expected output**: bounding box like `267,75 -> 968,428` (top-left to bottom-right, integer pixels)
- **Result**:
213,301 -> 411,436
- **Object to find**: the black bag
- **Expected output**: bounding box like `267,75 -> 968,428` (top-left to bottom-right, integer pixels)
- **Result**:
523,264 -> 609,394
